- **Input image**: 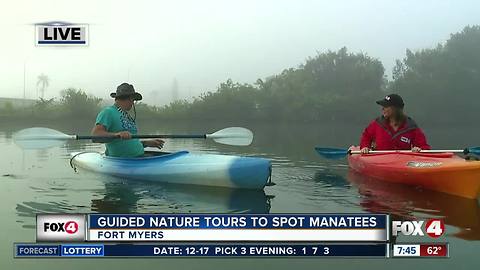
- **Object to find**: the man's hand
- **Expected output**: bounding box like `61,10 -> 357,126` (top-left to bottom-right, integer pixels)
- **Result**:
143,139 -> 165,149
115,131 -> 132,139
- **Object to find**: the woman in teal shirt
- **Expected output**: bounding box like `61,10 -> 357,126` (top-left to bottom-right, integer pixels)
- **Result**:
91,83 -> 164,157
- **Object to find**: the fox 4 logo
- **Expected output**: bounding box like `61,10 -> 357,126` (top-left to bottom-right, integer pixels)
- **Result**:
392,219 -> 445,238
37,214 -> 85,241
44,221 -> 79,234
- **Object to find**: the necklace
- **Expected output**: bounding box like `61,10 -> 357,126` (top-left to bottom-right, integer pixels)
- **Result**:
115,104 -> 135,123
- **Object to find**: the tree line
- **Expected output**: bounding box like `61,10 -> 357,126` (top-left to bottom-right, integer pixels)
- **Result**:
1,25 -> 478,125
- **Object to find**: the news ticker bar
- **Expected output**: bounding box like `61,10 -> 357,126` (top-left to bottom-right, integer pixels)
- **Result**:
15,243 -> 388,258
14,243 -> 450,258
37,214 -> 389,242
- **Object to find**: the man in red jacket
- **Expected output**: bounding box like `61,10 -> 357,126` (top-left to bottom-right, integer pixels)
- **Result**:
359,94 -> 431,154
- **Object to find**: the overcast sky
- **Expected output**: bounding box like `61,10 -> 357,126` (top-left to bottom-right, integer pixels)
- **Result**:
0,0 -> 479,105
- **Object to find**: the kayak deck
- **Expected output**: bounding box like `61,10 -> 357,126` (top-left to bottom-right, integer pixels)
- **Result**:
347,147 -> 480,199
70,151 -> 272,190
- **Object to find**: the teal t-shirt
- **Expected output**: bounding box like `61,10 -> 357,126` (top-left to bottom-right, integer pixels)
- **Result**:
95,105 -> 144,157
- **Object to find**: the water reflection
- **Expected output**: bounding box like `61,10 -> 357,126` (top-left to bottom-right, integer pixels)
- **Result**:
16,176 -> 272,229
313,169 -> 351,188
347,171 -> 480,240
6,122 -> 480,243
90,179 -> 273,214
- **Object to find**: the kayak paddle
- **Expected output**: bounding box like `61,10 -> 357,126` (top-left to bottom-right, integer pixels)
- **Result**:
315,147 -> 480,159
13,127 -> 254,149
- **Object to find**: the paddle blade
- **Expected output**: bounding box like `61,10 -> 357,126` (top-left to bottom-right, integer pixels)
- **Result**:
207,127 -> 253,146
13,127 -> 75,149
314,147 -> 349,159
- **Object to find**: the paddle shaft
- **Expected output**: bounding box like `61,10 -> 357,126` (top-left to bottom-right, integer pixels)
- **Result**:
13,127 -> 253,147
77,134 -> 206,140
315,146 -> 480,159
350,149 -> 468,154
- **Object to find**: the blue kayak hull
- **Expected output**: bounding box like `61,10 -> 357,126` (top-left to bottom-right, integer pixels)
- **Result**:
70,151 -> 272,189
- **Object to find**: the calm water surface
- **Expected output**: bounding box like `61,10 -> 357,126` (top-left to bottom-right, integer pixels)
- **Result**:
0,122 -> 479,269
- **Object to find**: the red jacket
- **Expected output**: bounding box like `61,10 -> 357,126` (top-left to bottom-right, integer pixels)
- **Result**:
360,116 -> 431,150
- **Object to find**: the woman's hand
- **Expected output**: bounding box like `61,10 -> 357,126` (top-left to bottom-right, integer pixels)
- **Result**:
360,147 -> 370,154
143,139 -> 165,149
411,146 -> 422,152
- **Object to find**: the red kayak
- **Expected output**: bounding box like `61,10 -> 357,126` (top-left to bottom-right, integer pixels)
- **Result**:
348,147 -> 480,199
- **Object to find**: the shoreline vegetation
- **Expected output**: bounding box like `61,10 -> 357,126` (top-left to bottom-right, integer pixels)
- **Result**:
1,26 -> 479,126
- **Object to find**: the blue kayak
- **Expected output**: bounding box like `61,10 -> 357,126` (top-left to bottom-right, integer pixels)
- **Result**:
70,151 -> 272,189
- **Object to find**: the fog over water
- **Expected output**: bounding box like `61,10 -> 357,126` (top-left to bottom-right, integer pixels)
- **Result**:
1,0 -> 479,105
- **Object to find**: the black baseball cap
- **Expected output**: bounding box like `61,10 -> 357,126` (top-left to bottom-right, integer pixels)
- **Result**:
376,94 -> 404,108
110,83 -> 142,101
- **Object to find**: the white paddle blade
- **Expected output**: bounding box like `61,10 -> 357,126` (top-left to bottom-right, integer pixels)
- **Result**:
13,127 -> 75,149
207,127 -> 253,146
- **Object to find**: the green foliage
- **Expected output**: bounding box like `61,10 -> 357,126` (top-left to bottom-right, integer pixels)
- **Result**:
390,25 -> 480,123
3,101 -> 14,114
158,100 -> 192,120
189,79 -> 260,121
60,88 -> 102,118
154,48 -> 385,122
257,47 -> 385,122
34,98 -> 56,114
2,25 -> 477,125
134,102 -> 160,120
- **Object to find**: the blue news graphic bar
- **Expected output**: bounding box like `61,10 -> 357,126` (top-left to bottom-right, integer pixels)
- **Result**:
61,244 -> 104,257
38,41 -> 86,44
15,244 -> 104,257
15,243 -> 387,257
16,244 -> 60,257
88,214 -> 387,229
